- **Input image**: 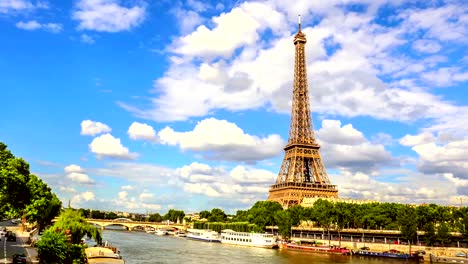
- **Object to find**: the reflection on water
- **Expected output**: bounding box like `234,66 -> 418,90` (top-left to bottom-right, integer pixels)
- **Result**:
101,230 -> 417,264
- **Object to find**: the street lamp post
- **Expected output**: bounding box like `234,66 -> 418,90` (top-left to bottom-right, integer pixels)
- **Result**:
455,196 -> 467,207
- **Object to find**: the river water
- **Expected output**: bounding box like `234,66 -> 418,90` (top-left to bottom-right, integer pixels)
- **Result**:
101,230 -> 416,264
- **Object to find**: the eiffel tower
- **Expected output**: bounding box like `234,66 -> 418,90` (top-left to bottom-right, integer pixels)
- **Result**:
268,16 -> 338,208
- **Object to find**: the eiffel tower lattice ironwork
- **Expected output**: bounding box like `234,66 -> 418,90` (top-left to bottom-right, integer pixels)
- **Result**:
268,16 -> 338,208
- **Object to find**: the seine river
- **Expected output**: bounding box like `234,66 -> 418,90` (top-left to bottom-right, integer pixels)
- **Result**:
101,230 -> 415,264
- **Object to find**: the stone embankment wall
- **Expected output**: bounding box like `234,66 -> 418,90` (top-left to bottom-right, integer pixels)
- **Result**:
292,238 -> 468,262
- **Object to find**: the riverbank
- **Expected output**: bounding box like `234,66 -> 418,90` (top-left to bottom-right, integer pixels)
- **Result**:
295,238 -> 467,262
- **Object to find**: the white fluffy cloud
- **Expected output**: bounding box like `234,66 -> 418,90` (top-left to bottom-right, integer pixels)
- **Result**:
15,20 -> 62,32
71,191 -> 96,207
64,164 -> 94,184
172,2 -> 286,58
73,0 -> 146,32
230,165 -> 276,184
175,162 -> 273,204
139,192 -> 154,201
0,0 -> 47,13
334,169 -> 455,204
412,139 -> 468,180
118,191 -> 127,200
80,33 -> 95,44
114,190 -> 161,211
158,117 -> 284,162
120,1 -> 464,128
317,120 -> 365,145
420,67 -> 468,87
412,39 -> 441,53
399,132 -> 436,147
399,4 -> 467,42
317,120 -> 392,172
80,120 -> 111,136
127,122 -> 157,142
177,162 -> 221,183
88,162 -> 176,186
59,186 -> 77,193
89,133 -> 138,160
67,172 -> 95,185
64,164 -> 84,173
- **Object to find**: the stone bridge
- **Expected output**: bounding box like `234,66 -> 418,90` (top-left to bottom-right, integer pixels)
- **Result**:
84,218 -> 187,231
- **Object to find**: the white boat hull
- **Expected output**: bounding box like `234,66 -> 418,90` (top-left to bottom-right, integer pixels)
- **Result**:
186,229 -> 221,243
221,230 -> 277,249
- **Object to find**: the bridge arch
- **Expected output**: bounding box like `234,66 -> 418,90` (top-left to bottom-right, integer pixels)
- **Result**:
84,219 -> 186,231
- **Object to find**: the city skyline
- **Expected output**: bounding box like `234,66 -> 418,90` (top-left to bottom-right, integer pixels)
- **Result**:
0,0 -> 467,213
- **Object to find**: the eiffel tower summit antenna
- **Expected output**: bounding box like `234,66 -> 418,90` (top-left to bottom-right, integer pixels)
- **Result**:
298,14 -> 301,31
267,15 -> 338,208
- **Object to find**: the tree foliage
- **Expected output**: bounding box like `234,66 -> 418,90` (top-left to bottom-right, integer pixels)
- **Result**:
37,209 -> 102,264
275,210 -> 292,238
25,174 -> 62,230
163,209 -> 185,222
148,213 -> 162,222
37,229 -> 70,264
199,210 -> 211,220
437,222 -> 451,246
423,222 -> 437,246
192,198 -> 465,247
208,208 -> 227,222
53,209 -> 102,244
246,201 -> 283,231
0,142 -> 62,227
397,205 -> 418,244
463,213 -> 468,240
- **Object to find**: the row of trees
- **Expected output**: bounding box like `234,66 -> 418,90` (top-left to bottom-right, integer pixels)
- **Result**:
78,208 -> 186,223
194,200 -> 468,247
0,142 -> 62,230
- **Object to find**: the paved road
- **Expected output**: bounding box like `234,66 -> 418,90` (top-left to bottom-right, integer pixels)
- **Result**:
0,233 -> 24,263
0,220 -> 38,263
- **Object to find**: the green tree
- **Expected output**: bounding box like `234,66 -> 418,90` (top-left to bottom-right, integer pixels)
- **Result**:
397,205 -> 418,253
275,210 -> 292,239
437,222 -> 451,246
286,205 -> 306,226
0,142 -> 61,228
313,199 -> 334,245
37,229 -> 70,264
247,201 -> 283,232
423,222 -> 437,246
78,208 -> 90,218
0,143 -> 32,217
90,210 -> 105,219
105,211 -> 118,220
462,213 -> 468,240
148,213 -> 162,222
417,204 -> 437,229
25,174 -> 62,230
199,210 -> 211,219
334,202 -> 352,247
53,209 -> 102,244
37,209 -> 102,264
208,208 -> 227,222
232,210 -> 248,222
163,209 -> 185,222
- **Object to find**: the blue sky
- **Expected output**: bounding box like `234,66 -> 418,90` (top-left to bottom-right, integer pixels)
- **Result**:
1,0 -> 467,214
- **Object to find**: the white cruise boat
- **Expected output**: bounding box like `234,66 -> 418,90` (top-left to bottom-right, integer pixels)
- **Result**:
186,229 -> 221,242
221,229 -> 278,248
155,229 -> 168,236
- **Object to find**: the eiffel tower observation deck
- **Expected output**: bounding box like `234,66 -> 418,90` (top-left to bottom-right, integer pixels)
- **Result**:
268,16 -> 338,208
